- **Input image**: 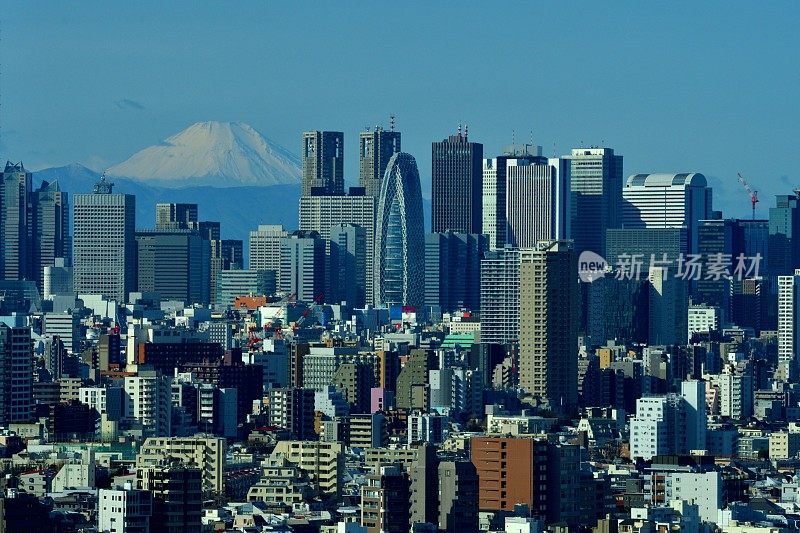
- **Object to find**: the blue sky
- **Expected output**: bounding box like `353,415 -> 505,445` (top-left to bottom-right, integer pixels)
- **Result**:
2,1 -> 799,215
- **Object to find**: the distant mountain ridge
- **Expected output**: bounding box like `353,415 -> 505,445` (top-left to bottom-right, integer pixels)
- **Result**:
107,121 -> 301,188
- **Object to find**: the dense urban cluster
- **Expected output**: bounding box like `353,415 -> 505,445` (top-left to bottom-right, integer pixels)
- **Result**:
1,121 -> 800,533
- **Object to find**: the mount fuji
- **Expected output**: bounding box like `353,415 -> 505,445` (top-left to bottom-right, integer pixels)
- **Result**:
107,121 -> 301,188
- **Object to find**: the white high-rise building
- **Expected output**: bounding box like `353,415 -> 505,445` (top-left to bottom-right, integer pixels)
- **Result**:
72,176 -> 135,302
506,158 -> 570,248
687,304 -> 721,342
98,483 -> 153,533
621,173 -> 712,254
123,371 -> 172,437
482,145 -> 544,251
479,247 -> 520,345
249,224 -> 287,284
630,380 -> 707,461
778,270 -> 800,380
43,257 -> 73,299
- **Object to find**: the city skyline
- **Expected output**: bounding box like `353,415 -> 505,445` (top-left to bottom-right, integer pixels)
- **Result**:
2,2 -> 799,217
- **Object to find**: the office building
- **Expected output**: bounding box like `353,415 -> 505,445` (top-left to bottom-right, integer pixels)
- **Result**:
268,387 -> 316,440
649,266 -> 689,346
43,258 -> 73,298
73,176 -> 136,301
506,157 -> 570,247
220,239 -> 243,269
688,304 -> 721,341
329,223 -> 367,307
629,380 -> 707,461
769,192 -> 800,276
360,465 -> 411,533
299,194 -> 375,303
587,276 -> 649,345
479,247 -> 520,345
155,202 -> 198,230
0,321 -> 33,424
565,147 -> 623,256
98,483 -> 153,533
123,371 -> 172,437
482,145 -> 545,251
431,129 -> 483,234
778,270 -> 800,380
279,230 -> 325,303
0,161 -> 32,282
42,311 -> 80,353
302,130 -> 344,196
374,152 -> 425,307
518,241 -> 579,411
249,224 -> 287,284
137,461 -> 202,533
425,232 -> 486,313
31,180 -> 68,291
359,124 -> 401,197
622,172 -> 712,254
216,269 -> 275,308
136,230 -> 210,306
605,227 -> 687,271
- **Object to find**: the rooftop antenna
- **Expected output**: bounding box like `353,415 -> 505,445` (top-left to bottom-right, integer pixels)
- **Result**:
389,114 -> 396,131
465,123 -> 469,141
512,129 -> 516,147
457,123 -> 462,138
552,141 -> 556,157
530,130 -> 534,147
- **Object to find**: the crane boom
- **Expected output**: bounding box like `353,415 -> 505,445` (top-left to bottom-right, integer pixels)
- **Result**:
737,172 -> 759,220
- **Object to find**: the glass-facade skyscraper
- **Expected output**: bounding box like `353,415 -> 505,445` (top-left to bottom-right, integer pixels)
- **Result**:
374,152 -> 425,307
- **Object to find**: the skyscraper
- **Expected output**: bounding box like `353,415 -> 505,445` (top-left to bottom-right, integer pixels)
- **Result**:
249,224 -> 287,284
479,247 -> 520,346
73,176 -> 136,301
0,319 -> 33,424
482,145 -> 545,250
329,224 -> 367,308
506,157 -> 571,247
431,129 -> 483,234
135,230 -> 210,305
374,152 -> 425,307
621,173 -> 712,254
0,161 -> 33,281
32,180 -> 68,291
279,230 -> 325,303
299,193 -> 375,303
778,270 -> 800,380
302,131 -> 344,196
359,124 -> 401,198
565,147 -> 623,256
425,232 -> 487,313
768,192 -> 800,277
155,203 -> 198,230
518,241 -> 579,411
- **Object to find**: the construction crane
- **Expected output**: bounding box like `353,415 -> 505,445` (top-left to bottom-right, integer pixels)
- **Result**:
293,293 -> 325,332
737,172 -> 759,220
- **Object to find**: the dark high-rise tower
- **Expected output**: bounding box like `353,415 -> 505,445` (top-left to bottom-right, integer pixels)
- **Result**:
302,131 -> 344,196
32,180 -> 68,291
359,122 -> 401,197
431,128 -> 483,234
0,161 -> 33,281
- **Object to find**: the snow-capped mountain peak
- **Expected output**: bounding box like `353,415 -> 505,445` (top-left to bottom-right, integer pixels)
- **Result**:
107,121 -> 301,188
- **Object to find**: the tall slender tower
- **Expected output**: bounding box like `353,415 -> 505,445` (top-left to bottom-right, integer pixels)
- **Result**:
374,153 -> 425,307
518,241 -> 579,412
73,175 -> 136,301
431,129 -> 483,234
0,161 -> 33,281
778,270 -> 800,381
565,147 -> 623,256
302,131 -> 344,196
32,180 -> 68,291
359,122 -> 401,197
